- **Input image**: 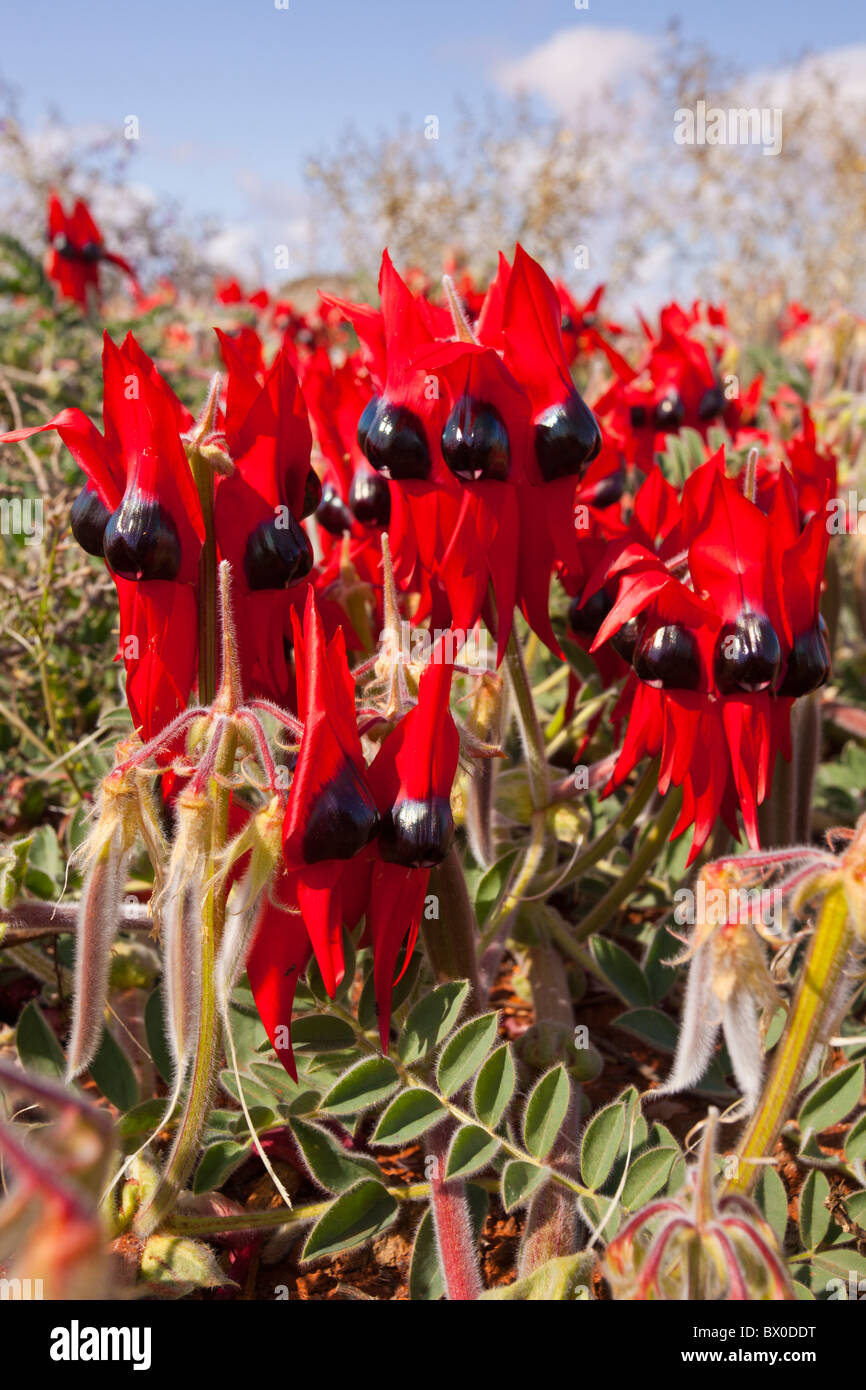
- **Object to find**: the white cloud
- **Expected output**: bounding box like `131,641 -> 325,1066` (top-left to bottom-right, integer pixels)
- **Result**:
494,25 -> 659,117
748,43 -> 866,112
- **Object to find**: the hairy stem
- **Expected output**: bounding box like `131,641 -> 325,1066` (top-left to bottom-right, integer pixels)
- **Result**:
422,848 -> 482,1011
136,723 -> 238,1233
728,882 -> 852,1194
519,936 -> 581,1274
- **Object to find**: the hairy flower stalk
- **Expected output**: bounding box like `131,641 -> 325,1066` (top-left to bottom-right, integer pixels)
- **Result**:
420,851 -> 485,1300
656,860 -> 785,1116
214,797 -> 284,1014
518,936 -> 582,1275
729,881 -> 853,1194
137,566 -> 243,1235
159,790 -> 213,1085
66,761 -> 164,1079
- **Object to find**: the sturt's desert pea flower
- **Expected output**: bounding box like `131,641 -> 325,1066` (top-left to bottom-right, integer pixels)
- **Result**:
46,192 -> 140,309
580,448 -> 831,858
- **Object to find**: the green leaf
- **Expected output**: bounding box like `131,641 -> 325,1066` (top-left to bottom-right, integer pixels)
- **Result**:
409,1185 -> 489,1300
799,1169 -> 831,1250
144,987 -> 173,1086
643,923 -> 680,1003
118,1097 -> 174,1140
88,1025 -> 139,1111
320,1056 -> 400,1116
502,1160 -> 547,1212
357,950 -> 420,1033
289,1117 -> 380,1193
589,935 -> 651,1007
249,1061 -> 320,1113
479,1251 -> 594,1301
844,1190 -> 866,1228
16,1000 -> 66,1080
581,1100 -> 627,1189
302,1179 -> 397,1261
436,1013 -> 499,1098
234,1104 -> 276,1134
445,1125 -> 500,1180
798,1061 -> 864,1134
373,1088 -> 446,1144
219,1069 -> 282,1113
473,1044 -> 516,1129
613,1007 -> 678,1053
290,1014 -> 358,1053
845,1111 -> 866,1162
754,1165 -> 789,1248
23,825 -> 63,899
193,1139 -> 252,1194
796,1247 -> 866,1296
523,1065 -> 570,1162
399,982 -> 469,1064
621,1147 -> 678,1210
140,1235 -> 233,1291
580,1193 -> 621,1240
474,849 -> 519,928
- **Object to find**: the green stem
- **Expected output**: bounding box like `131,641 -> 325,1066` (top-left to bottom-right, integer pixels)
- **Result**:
166,1181 -> 487,1239
478,627 -> 554,950
566,783 -> 682,947
728,882 -> 852,1195
555,757 -> 660,891
504,626 -> 549,811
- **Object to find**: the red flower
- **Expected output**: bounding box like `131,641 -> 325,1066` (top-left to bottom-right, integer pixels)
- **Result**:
46,193 -> 139,309
213,331 -> 317,703
322,245 -> 602,658
0,334 -> 200,739
585,451 -> 831,858
556,281 -> 625,367
248,591 -> 460,1075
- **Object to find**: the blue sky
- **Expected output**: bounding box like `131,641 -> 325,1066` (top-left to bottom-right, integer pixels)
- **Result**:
7,1 -> 865,278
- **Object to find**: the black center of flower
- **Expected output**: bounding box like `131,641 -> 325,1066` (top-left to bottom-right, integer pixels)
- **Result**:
610,615 -> 644,664
356,395 -> 380,455
698,385 -> 726,422
630,404 -> 648,430
243,510 -> 313,591
301,759 -> 381,864
568,588 -> 613,638
54,236 -> 102,263
362,401 -> 431,481
653,392 -> 685,432
378,796 -> 454,869
581,463 -> 626,510
315,484 -> 355,536
301,468 -> 322,518
349,468 -> 391,527
534,392 -> 602,482
70,484 -> 111,558
103,490 -> 182,582
441,398 -> 510,482
714,610 -> 782,694
633,623 -> 701,690
775,621 -> 830,697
